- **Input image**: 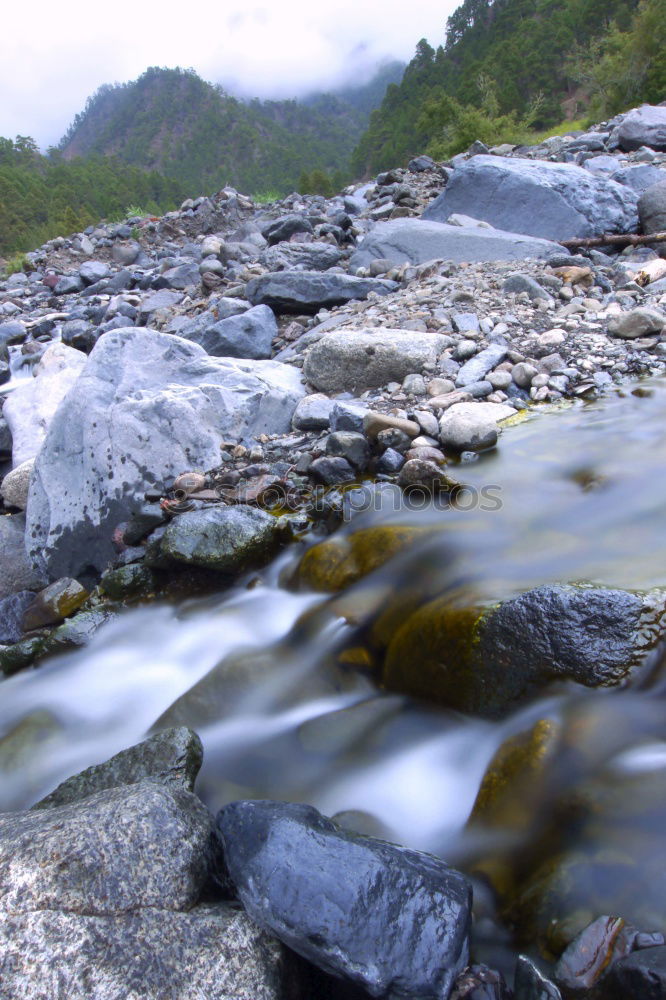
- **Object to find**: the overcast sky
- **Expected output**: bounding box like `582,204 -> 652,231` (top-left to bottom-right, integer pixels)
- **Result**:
0,0 -> 458,149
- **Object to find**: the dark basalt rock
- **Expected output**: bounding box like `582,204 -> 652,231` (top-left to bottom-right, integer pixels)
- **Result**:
384,585 -> 647,717
216,799 -> 472,1000
245,271 -> 398,315
606,945 -> 666,999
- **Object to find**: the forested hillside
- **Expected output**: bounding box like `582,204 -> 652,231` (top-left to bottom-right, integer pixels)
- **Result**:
0,137 -> 185,257
58,64 -> 404,198
353,0 -> 665,174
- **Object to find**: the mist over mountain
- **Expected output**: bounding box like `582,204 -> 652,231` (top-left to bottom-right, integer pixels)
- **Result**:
56,62 -> 405,197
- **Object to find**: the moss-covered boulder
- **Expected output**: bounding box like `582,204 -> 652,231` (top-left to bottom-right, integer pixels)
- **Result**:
298,524 -> 428,593
384,585 -> 652,717
100,563 -> 156,600
159,505 -> 284,574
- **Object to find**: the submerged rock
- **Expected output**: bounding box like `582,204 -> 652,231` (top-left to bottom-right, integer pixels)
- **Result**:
384,585 -> 649,717
217,799 -> 472,999
298,524 -> 428,592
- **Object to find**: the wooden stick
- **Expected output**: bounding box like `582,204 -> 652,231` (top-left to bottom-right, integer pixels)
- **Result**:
559,230 -> 666,249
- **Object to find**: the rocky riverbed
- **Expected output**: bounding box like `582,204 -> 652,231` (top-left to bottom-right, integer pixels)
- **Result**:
1,102 -> 666,998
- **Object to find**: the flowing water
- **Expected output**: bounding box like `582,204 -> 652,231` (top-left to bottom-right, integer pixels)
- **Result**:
2,377 -> 666,954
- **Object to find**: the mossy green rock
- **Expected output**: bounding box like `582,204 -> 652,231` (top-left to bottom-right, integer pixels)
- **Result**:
101,563 -> 155,600
384,585 -> 647,717
39,608 -> 118,659
0,635 -> 46,676
22,578 -> 89,631
160,505 -> 282,573
298,524 -> 428,593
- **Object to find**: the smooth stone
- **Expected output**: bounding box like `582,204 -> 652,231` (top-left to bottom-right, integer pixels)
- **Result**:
292,394 -> 335,431
181,304 -> 277,359
350,219 -> 565,269
0,458 -> 34,510
261,214 -> 314,245
0,591 -> 35,645
363,412 -> 421,439
456,344 -> 508,387
608,307 -> 666,338
259,241 -> 343,271
439,402 -> 514,452
614,104 -> 666,152
310,456 -> 356,485
0,515 -> 46,600
79,261 -> 110,286
607,946 -> 666,999
638,180 -> 666,236
326,431 -> 370,472
216,799 -> 472,1000
514,955 -> 562,1000
304,328 -> 448,394
22,578 -> 88,630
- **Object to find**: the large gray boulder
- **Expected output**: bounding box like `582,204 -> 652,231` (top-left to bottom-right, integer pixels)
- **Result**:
246,271 -> 398,314
304,328 -> 449,393
421,156 -> 638,240
350,218 -> 565,269
638,180 -> 666,236
3,343 -> 87,466
259,241 -> 343,271
0,905 -> 290,1000
0,781 -> 211,914
217,799 -> 472,1000
613,104 -> 666,152
26,328 -> 305,581
0,515 -> 46,599
178,304 -> 277,359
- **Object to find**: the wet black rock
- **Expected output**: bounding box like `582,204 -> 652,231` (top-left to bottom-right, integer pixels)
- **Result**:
451,965 -> 510,1000
606,945 -> 666,999
513,956 -> 562,1000
261,214 -> 314,245
216,799 -> 472,1000
33,727 -> 204,808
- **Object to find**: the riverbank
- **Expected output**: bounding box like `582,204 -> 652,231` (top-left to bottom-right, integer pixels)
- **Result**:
1,102 -> 666,999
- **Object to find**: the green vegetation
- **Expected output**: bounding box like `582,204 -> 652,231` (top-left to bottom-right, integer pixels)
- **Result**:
58,64 -> 404,202
352,0 -> 661,175
4,252 -> 30,276
0,137 -> 185,255
251,190 -> 281,205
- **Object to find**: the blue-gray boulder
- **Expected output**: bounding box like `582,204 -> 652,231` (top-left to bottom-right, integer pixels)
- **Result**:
613,105 -> 666,152
421,156 -> 638,240
216,799 -> 472,1000
350,219 -> 565,269
26,329 -> 304,581
246,271 -> 398,314
180,305 -> 277,359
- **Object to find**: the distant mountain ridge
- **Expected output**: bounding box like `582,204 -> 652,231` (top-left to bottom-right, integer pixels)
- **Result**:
352,0 -> 664,175
58,63 -> 404,196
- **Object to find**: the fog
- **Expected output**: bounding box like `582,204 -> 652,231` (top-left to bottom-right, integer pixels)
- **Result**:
1,0 -> 457,149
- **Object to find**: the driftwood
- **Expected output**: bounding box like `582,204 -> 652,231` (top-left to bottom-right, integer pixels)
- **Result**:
559,230 -> 666,249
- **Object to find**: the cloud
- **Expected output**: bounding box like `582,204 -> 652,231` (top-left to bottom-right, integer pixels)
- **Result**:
0,0 -> 457,148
